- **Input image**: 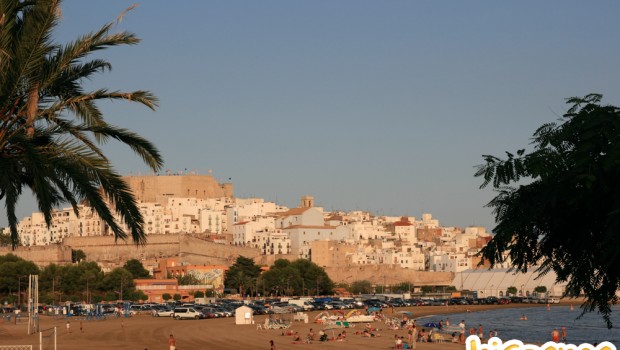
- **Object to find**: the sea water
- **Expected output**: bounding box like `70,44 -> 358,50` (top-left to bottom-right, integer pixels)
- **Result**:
417,305 -> 620,346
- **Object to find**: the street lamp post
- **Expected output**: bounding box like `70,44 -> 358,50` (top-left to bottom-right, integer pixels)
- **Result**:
52,276 -> 61,306
17,275 -> 28,309
85,277 -> 92,304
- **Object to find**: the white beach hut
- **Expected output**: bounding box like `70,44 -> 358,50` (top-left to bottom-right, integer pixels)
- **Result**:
235,305 -> 254,325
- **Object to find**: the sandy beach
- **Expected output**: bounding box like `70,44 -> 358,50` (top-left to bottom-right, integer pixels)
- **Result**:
0,304 -> 546,350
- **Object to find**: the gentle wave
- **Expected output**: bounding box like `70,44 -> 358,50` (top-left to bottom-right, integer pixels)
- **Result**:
417,305 -> 620,346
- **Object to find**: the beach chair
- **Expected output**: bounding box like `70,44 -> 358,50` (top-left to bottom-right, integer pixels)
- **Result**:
432,332 -> 444,343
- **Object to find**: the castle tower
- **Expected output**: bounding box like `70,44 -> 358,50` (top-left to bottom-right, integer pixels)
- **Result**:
300,195 -> 314,208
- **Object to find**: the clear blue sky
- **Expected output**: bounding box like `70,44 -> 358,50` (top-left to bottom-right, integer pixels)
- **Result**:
3,1 -> 620,231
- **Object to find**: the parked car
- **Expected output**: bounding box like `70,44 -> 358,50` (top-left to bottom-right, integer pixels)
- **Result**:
173,307 -> 201,320
510,296 -> 524,303
155,307 -> 174,317
200,307 -> 218,318
328,301 -> 347,309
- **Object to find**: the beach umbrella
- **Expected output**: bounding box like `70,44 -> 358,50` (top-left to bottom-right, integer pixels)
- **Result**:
423,322 -> 440,328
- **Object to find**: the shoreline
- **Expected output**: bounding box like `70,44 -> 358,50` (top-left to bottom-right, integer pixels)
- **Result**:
0,303 -> 564,349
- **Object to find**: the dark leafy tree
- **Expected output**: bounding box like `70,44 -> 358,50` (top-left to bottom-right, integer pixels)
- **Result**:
123,259 -> 150,279
177,274 -> 200,285
475,94 -> 620,328
71,249 -> 86,263
261,263 -> 302,296
194,291 -> 204,298
421,286 -> 433,293
534,286 -> 547,294
391,282 -> 412,293
0,234 -> 14,247
162,293 -> 171,302
506,286 -> 518,295
261,259 -> 333,296
100,267 -> 134,300
224,256 -> 261,295
128,289 -> 148,302
173,293 -> 181,302
0,0 -> 163,248
350,280 -> 373,295
290,259 -> 334,295
0,254 -> 39,295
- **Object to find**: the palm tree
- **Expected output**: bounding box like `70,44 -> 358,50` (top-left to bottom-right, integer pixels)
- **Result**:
0,1 -> 163,247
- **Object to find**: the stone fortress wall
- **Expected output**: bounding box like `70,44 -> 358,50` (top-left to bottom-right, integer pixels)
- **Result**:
0,245 -> 72,266
64,234 -> 259,266
123,174 -> 233,205
3,234 -> 453,286
325,265 -> 453,286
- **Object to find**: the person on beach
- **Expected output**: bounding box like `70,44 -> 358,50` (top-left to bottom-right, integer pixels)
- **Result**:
168,334 -> 176,350
270,339 -> 276,350
561,326 -> 566,342
410,326 -> 417,349
458,332 -> 466,344
459,320 -> 465,332
478,324 -> 483,339
445,318 -> 450,326
551,329 -> 560,342
308,328 -> 316,341
395,334 -> 402,349
66,320 -> 71,333
418,329 -> 427,342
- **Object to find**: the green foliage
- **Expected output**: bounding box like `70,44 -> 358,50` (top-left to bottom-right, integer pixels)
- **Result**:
534,286 -> 547,294
129,289 -> 148,302
162,293 -> 171,301
224,256 -> 261,296
123,259 -> 150,279
261,259 -> 334,296
100,268 -> 134,300
0,234 -> 15,247
476,94 -> 620,328
350,280 -> 373,294
506,286 -> 518,295
392,282 -> 412,293
177,274 -> 200,285
0,254 -> 40,294
0,0 -> 163,248
194,291 -> 204,298
420,286 -> 433,293
173,293 -> 182,302
71,250 -> 86,263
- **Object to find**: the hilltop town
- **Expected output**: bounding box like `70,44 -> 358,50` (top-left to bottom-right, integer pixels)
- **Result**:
1,174 -> 564,299
1,174 -> 491,270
